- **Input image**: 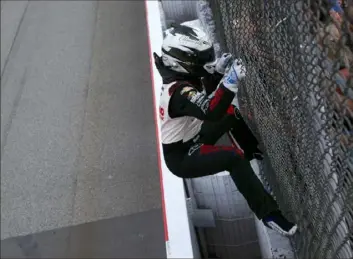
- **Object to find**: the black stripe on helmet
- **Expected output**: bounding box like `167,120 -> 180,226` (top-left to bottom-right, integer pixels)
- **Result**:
169,23 -> 199,41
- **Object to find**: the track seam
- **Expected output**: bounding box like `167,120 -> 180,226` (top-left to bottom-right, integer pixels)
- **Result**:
1,0 -> 30,80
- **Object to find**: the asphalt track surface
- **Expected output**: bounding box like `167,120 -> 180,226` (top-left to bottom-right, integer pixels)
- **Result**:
1,1 -> 165,257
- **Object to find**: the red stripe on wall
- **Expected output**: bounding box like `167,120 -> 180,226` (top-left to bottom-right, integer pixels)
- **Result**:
144,0 -> 169,242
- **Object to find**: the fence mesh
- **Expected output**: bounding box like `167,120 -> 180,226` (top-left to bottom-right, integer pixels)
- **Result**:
205,0 -> 353,258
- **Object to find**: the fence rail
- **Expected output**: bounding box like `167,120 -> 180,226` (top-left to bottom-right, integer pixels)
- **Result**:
205,0 -> 353,258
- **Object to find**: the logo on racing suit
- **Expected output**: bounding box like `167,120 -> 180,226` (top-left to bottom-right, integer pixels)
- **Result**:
200,100 -> 209,113
188,91 -> 198,101
180,86 -> 194,95
159,106 -> 165,120
188,92 -> 209,114
181,86 -> 209,114
180,86 -> 198,101
188,143 -> 202,156
225,67 -> 238,85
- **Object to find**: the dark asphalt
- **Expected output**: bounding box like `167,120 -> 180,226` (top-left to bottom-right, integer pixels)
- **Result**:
1,0 -> 165,257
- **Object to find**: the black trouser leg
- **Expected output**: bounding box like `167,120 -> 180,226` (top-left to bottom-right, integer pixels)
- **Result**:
198,113 -> 260,159
197,115 -> 235,145
229,112 -> 260,159
174,144 -> 278,219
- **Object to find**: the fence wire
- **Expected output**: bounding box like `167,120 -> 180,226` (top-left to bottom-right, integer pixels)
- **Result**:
205,0 -> 353,258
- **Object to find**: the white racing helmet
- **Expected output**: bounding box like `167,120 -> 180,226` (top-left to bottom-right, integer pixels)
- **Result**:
161,21 -> 217,77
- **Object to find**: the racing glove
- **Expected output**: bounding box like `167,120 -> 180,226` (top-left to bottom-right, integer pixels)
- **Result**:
204,53 -> 233,75
221,59 -> 246,93
215,53 -> 233,74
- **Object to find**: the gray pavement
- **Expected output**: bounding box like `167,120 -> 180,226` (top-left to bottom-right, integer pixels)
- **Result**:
1,1 -> 164,257
1,209 -> 165,258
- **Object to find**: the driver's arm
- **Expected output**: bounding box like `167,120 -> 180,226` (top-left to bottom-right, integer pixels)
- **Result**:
202,72 -> 224,96
203,53 -> 233,95
169,82 -> 235,121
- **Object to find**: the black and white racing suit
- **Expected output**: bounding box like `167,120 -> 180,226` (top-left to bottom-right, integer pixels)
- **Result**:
157,64 -> 278,220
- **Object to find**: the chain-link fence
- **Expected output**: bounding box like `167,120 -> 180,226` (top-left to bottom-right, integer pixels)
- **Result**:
204,0 -> 353,258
